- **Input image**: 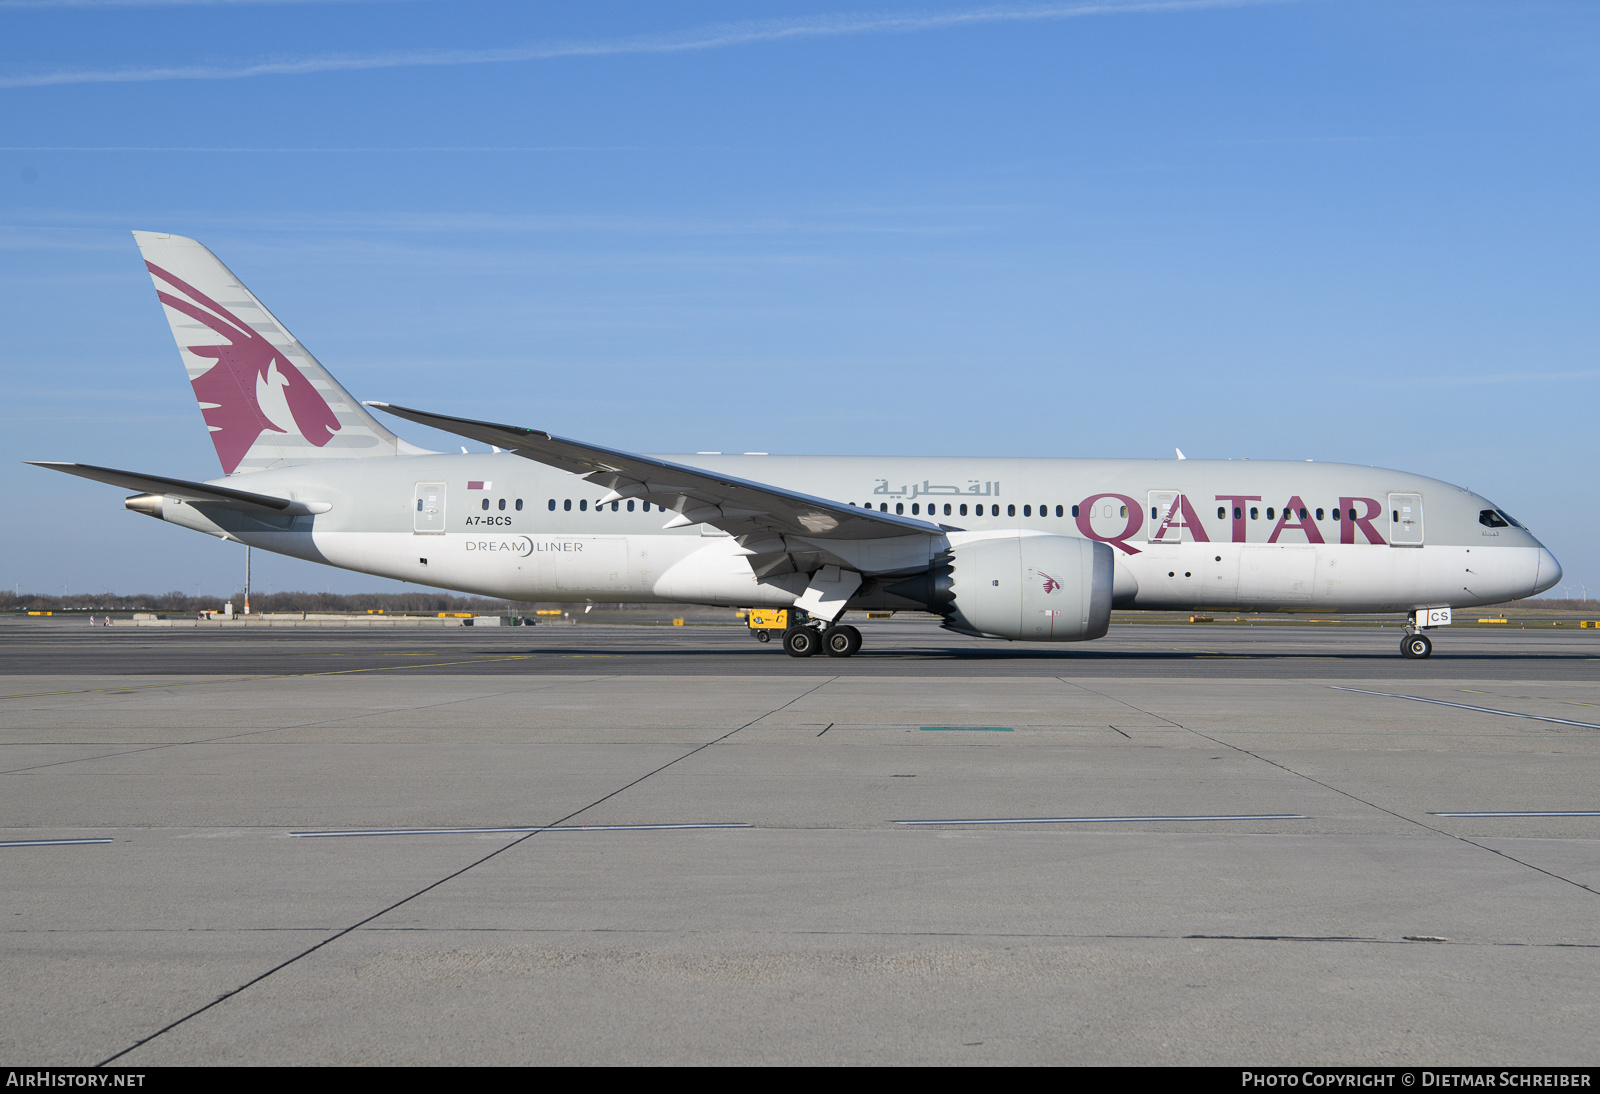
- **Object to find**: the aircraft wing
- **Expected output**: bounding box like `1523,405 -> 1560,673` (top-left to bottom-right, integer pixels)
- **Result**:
367,402 -> 946,579
28,462 -> 328,515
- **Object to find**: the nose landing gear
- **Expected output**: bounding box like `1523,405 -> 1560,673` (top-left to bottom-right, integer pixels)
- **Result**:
1401,607 -> 1445,658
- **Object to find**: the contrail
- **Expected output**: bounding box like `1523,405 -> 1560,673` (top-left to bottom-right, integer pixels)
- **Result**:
0,0 -> 1292,89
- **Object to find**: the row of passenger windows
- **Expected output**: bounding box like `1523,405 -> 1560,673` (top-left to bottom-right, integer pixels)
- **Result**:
481,496 -> 1463,526
848,502 -> 1092,518
548,499 -> 653,512
845,501 -> 1382,523
1208,505 -> 1352,522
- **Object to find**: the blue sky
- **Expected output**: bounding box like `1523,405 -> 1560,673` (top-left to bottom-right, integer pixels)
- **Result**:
2,0 -> 1596,600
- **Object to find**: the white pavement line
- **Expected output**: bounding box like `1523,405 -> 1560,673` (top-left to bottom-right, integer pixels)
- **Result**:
895,814 -> 1309,826
1329,686 -> 1600,730
1430,811 -> 1600,818
0,837 -> 114,847
290,823 -> 752,837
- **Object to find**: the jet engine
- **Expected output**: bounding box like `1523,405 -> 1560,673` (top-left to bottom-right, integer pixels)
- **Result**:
886,532 -> 1114,642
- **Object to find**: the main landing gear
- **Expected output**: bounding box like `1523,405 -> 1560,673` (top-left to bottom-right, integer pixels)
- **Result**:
783,622 -> 862,658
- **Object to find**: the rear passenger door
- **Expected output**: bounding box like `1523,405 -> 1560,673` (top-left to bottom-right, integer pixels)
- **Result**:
414,482 -> 445,533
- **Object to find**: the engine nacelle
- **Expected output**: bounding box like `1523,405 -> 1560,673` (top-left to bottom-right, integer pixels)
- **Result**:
891,532 -> 1113,642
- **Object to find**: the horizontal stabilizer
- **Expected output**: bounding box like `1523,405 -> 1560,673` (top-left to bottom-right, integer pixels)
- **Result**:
27,462 -> 329,515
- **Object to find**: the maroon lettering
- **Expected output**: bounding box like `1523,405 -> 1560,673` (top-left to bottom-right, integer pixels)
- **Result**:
1214,495 -> 1262,543
1074,493 -> 1144,555
1266,495 -> 1326,544
1340,497 -> 1385,545
1152,494 -> 1212,543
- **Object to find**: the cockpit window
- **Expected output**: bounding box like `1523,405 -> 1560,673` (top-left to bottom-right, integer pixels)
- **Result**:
1478,509 -> 1510,529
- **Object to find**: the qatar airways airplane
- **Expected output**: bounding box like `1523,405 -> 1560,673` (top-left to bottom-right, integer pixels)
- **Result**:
32,232 -> 1561,659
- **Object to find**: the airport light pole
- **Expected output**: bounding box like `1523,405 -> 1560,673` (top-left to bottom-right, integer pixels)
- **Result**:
244,546 -> 251,616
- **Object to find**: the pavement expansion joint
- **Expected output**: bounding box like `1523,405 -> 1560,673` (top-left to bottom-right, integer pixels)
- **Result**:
93,679 -> 840,1065
1330,686 -> 1600,730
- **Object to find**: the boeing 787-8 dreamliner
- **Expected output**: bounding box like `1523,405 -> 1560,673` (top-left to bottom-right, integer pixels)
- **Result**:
31,232 -> 1562,659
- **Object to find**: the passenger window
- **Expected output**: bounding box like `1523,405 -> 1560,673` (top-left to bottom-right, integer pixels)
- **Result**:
642,502 -> 651,512
515,499 -> 523,511
1332,508 -> 1340,521
1249,507 -> 1258,520
896,502 -> 904,515
1234,507 -> 1242,520
1266,507 -> 1274,520
944,503 -> 952,516
1315,508 -> 1324,520
880,502 -> 888,512
481,499 -> 489,511
627,500 -> 635,511
580,500 -> 588,511
498,498 -> 506,511
1008,504 -> 1016,517
960,504 -> 968,516
1298,508 -> 1306,519
1348,508 -> 1356,521
1024,505 -> 1032,517
1071,505 -> 1079,518
563,499 -> 571,511
1055,505 -> 1064,518
911,503 -> 919,515
1217,506 -> 1226,520
1119,506 -> 1127,518
611,501 -> 619,511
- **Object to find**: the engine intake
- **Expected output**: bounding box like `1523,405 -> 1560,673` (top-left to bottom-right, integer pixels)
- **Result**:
889,532 -> 1113,642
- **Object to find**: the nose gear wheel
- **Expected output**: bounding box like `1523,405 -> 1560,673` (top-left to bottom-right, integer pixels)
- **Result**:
1401,633 -> 1432,659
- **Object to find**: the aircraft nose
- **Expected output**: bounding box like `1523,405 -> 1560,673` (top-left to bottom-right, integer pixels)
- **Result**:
1533,547 -> 1562,595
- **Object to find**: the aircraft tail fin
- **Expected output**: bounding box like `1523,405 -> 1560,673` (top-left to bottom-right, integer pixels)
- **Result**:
132,231 -> 428,476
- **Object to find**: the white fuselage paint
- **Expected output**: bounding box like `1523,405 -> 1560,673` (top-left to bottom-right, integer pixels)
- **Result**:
158,453 -> 1561,617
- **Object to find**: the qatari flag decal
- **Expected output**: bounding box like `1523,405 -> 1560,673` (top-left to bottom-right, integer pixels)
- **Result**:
467,480 -> 492,490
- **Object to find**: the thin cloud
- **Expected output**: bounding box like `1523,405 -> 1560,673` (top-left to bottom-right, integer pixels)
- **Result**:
0,146 -> 645,152
0,0 -> 1290,89
1384,370 -> 1600,388
0,0 -> 425,8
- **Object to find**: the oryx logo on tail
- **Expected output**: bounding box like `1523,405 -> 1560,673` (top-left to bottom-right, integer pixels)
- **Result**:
146,261 -> 340,474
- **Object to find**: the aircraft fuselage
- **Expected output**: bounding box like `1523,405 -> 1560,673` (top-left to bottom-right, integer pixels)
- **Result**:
144,453 -> 1559,615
